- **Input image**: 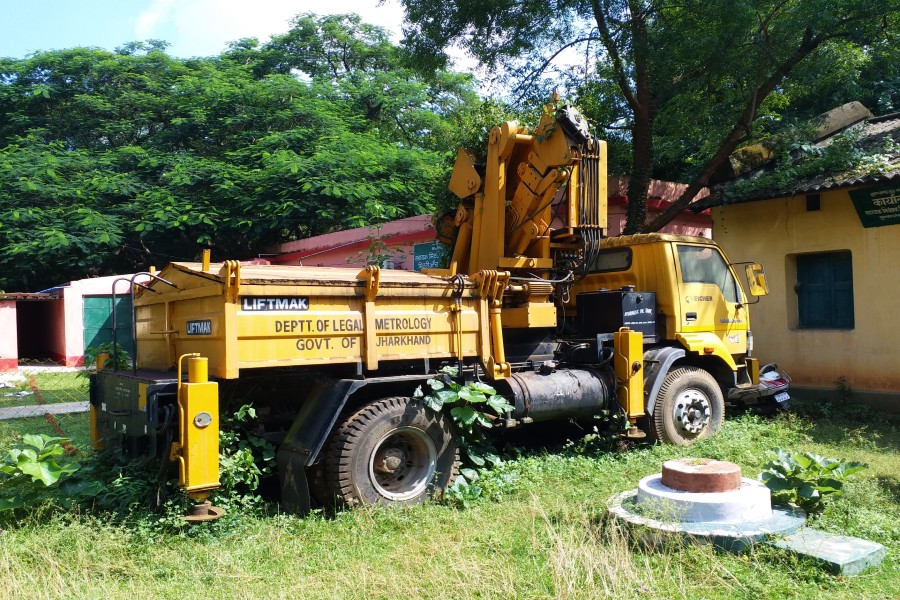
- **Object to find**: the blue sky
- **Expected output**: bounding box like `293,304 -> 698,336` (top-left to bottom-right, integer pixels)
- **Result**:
0,0 -> 406,59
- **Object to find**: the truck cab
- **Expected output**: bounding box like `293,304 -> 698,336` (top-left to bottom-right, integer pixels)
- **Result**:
568,233 -> 789,443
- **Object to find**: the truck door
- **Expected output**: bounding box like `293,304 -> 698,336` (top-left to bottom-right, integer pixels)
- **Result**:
674,244 -> 747,355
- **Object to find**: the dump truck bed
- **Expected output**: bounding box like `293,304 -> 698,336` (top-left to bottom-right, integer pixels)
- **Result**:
134,262 -> 488,379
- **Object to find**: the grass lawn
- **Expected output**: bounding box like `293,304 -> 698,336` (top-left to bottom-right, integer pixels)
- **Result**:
0,369 -> 88,409
0,402 -> 897,600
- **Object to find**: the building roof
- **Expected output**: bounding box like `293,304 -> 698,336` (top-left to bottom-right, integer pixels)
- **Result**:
0,293 -> 60,301
695,111 -> 900,210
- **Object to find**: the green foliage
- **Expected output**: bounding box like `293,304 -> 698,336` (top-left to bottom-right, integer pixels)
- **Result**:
722,128 -> 899,201
400,0 -> 900,232
0,434 -> 80,511
345,225 -> 408,268
0,394 -> 898,596
81,343 -> 132,376
564,409 -> 633,454
415,367 -> 515,507
416,367 -> 513,433
214,404 -> 276,511
0,14 -> 479,292
759,449 -> 867,515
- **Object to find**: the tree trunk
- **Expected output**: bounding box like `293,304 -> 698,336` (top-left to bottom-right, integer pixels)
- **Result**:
594,0 -> 655,235
624,113 -> 652,234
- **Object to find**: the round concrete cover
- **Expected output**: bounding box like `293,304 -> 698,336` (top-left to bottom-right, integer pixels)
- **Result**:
637,474 -> 772,523
661,458 -> 742,493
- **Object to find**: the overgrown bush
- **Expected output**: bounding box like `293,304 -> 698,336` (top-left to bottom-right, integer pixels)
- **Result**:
415,367 -> 516,507
81,342 -> 131,375
0,434 -> 81,511
212,404 -> 276,512
759,449 -> 867,515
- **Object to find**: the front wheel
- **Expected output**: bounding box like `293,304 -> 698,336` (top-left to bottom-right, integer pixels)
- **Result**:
650,367 -> 724,445
319,397 -> 459,507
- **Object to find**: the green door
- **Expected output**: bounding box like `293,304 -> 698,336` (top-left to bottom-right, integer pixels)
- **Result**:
83,295 -> 134,352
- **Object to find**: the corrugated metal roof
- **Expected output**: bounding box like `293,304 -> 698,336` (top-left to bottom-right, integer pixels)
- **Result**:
0,293 -> 61,301
696,113 -> 900,209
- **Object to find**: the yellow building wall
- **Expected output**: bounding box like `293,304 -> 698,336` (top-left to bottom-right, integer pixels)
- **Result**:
711,188 -> 900,397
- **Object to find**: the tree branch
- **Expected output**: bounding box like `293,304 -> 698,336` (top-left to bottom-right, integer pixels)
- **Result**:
591,0 -> 640,112
644,28 -> 823,232
511,36 -> 601,98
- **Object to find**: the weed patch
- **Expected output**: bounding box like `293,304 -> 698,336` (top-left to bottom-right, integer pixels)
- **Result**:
0,397 -> 896,598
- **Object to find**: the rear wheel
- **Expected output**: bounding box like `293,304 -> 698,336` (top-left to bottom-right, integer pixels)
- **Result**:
651,367 -> 724,445
319,397 -> 459,507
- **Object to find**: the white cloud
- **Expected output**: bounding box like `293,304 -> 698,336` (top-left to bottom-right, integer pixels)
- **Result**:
135,0 -> 178,40
130,0 -> 484,83
134,0 -> 408,57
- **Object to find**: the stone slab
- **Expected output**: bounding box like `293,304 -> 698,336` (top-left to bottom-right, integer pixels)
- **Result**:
609,490 -> 806,553
769,528 -> 886,576
0,401 -> 89,420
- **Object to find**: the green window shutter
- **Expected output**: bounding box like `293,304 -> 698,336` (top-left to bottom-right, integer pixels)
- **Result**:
797,252 -> 854,329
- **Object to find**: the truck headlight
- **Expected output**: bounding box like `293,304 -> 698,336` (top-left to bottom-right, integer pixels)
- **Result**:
747,330 -> 753,357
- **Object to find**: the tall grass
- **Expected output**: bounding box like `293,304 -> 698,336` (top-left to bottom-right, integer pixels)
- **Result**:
0,405 -> 897,599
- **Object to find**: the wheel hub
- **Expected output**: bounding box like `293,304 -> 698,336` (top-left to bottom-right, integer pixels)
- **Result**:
369,427 -> 437,501
673,388 -> 711,434
374,447 -> 406,473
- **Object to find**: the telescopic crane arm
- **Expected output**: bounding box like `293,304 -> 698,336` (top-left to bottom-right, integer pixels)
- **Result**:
446,95 -> 608,277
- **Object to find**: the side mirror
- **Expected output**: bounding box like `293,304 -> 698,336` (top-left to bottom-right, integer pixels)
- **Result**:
744,263 -> 769,297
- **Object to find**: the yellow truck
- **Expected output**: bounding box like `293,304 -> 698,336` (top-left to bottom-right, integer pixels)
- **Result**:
91,98 -> 789,516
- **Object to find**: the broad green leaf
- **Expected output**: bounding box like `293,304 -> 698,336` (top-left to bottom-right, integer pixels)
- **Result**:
450,406 -> 478,428
814,478 -> 843,493
423,395 -> 443,412
486,395 -> 514,415
797,483 -> 820,500
466,451 -> 486,467
59,479 -> 105,497
474,411 -> 492,428
22,434 -> 46,449
433,389 -> 458,405
458,388 -> 486,404
459,467 -> 480,481
19,460 -> 63,486
760,473 -> 792,491
793,453 -> 813,470
835,462 -> 868,477
483,452 -> 502,466
469,382 -> 497,395
18,448 -> 39,463
0,496 -> 26,511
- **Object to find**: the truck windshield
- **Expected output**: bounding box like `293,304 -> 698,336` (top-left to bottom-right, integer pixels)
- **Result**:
677,245 -> 739,303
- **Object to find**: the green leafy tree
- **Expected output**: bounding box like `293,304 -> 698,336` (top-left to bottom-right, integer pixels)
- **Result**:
0,14 -> 478,291
399,0 -> 900,232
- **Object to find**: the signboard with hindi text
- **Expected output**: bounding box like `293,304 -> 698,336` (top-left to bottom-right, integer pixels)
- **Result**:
413,241 -> 447,271
849,183 -> 900,228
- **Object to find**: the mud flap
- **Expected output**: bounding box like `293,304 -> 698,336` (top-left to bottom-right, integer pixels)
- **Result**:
277,379 -> 365,515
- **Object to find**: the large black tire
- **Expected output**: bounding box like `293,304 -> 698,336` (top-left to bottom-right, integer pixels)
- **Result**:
650,367 -> 724,445
320,397 -> 459,507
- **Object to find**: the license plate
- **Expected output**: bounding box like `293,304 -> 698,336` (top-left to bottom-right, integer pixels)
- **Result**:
774,392 -> 790,404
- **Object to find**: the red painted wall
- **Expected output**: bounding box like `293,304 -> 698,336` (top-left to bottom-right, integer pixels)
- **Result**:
268,182 -> 711,269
